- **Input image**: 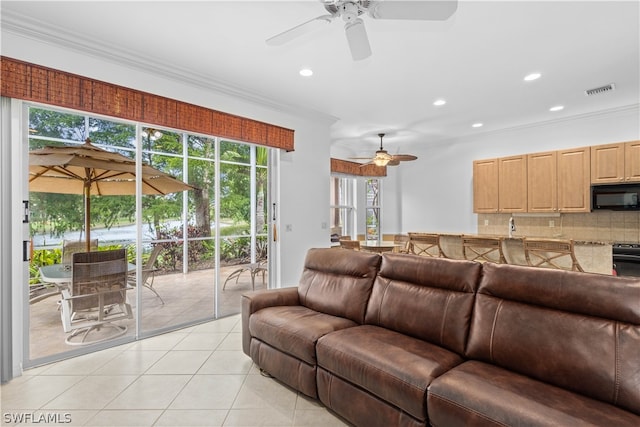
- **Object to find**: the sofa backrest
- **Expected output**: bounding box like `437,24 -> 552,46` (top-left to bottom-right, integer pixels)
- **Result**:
365,253 -> 482,355
467,262 -> 640,415
298,248 -> 381,324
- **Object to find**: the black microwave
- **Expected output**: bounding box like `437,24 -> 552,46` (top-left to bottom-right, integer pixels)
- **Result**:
592,184 -> 640,210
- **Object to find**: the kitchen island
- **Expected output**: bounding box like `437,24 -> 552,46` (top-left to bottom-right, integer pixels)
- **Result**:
429,233 -> 612,275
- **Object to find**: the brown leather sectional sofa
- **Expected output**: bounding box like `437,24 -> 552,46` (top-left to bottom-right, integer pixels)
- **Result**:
241,248 -> 640,426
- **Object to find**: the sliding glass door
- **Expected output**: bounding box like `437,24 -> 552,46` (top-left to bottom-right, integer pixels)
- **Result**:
26,104 -> 270,365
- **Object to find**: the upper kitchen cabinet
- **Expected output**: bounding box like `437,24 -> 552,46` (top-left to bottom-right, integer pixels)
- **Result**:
498,155 -> 527,213
527,151 -> 557,213
557,147 -> 591,212
473,158 -> 499,213
624,141 -> 640,182
591,141 -> 640,184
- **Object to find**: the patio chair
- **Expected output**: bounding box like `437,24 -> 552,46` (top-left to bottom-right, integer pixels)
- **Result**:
60,249 -> 133,345
128,244 -> 165,304
223,259 -> 267,291
523,237 -> 583,272
62,239 -> 98,264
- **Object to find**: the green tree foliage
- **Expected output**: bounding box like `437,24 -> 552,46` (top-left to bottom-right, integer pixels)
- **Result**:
28,107 -> 265,262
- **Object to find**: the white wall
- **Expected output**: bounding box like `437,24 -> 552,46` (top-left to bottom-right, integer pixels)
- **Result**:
395,106 -> 640,234
1,30 -> 334,287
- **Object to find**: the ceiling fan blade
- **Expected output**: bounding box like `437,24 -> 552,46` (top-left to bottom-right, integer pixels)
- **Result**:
344,18 -> 372,61
392,154 -> 418,161
369,0 -> 458,21
266,14 -> 333,46
387,159 -> 401,166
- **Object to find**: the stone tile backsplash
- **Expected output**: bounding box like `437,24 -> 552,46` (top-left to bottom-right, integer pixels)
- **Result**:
478,211 -> 640,243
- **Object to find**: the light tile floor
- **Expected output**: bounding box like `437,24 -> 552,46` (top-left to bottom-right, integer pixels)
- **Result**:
1,315 -> 350,427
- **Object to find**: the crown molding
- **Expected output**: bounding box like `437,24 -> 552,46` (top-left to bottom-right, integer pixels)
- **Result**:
1,9 -> 338,125
422,103 -> 640,149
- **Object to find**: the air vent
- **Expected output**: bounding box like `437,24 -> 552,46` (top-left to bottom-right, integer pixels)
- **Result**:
585,83 -> 616,96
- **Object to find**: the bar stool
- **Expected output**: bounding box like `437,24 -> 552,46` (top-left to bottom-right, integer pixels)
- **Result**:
407,232 -> 445,258
523,238 -> 583,272
462,235 -> 506,264
339,240 -> 361,250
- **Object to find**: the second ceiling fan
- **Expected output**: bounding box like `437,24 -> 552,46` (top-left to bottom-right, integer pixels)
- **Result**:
266,0 -> 459,61
350,133 -> 418,166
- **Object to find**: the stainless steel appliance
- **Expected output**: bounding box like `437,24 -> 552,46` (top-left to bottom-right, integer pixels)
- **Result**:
612,243 -> 640,277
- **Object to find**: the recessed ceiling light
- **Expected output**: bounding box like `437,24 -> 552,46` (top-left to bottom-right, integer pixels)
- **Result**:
549,105 -> 564,112
472,123 -> 483,128
433,99 -> 446,106
299,68 -> 313,77
524,73 -> 541,81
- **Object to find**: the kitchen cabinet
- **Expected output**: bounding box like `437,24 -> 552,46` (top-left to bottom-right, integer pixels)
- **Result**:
527,151 -> 557,213
473,158 -> 498,213
624,140 -> 640,182
557,147 -> 591,212
498,155 -> 527,212
591,141 -> 640,184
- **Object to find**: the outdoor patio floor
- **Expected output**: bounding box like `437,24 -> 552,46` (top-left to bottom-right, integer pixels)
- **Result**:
29,264 -> 268,362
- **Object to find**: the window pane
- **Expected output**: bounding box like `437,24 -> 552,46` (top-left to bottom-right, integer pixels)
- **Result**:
89,118 -> 136,151
188,135 -> 215,159
256,166 -> 268,234
29,108 -> 85,143
142,128 -> 182,156
220,163 -> 250,235
256,146 -> 268,166
220,140 -> 250,163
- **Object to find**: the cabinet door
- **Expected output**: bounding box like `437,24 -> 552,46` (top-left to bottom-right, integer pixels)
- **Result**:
591,143 -> 625,184
499,155 -> 527,212
528,151 -> 557,212
558,147 -> 591,212
473,159 -> 499,213
625,140 -> 640,182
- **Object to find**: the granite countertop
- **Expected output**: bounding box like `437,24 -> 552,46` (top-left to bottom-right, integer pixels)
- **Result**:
434,232 -> 610,246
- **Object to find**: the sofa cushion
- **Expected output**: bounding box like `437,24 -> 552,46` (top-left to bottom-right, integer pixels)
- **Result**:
365,253 -> 481,355
428,360 -> 640,427
298,248 -> 381,324
317,325 -> 465,421
249,305 -> 357,365
467,263 -> 640,415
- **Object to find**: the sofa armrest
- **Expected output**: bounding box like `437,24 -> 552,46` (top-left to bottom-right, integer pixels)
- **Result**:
241,287 -> 300,356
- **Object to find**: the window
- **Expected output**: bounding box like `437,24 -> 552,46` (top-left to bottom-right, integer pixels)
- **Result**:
330,176 -> 356,239
365,179 -> 381,241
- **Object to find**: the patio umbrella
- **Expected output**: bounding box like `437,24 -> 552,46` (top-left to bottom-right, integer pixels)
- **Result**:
29,138 -> 194,252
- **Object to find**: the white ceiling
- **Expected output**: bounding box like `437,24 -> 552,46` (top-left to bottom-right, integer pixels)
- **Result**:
2,1 -> 639,159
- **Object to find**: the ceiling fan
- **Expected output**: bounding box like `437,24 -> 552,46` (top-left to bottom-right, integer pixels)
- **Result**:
266,0 -> 459,61
350,133 -> 418,166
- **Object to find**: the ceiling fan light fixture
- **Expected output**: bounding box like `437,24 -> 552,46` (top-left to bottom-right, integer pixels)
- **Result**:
374,157 -> 390,167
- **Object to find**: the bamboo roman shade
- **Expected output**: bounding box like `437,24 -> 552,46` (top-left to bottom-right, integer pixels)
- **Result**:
331,158 -> 386,177
1,56 -> 294,151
